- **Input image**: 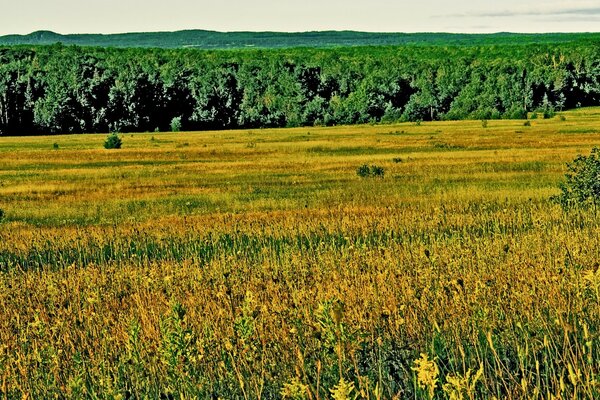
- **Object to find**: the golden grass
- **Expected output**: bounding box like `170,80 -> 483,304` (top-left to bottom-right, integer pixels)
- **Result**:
0,110 -> 599,398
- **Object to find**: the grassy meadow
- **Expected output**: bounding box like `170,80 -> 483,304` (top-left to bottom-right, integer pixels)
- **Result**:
1,109 -> 600,399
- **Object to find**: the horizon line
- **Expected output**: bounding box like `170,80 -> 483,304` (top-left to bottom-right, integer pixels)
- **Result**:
2,29 -> 599,36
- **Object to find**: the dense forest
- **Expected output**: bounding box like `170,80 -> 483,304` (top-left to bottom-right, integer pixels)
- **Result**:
3,30 -> 600,49
1,42 -> 600,135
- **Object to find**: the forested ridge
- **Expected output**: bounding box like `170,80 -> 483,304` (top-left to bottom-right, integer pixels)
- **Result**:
1,42 -> 600,135
3,30 -> 600,49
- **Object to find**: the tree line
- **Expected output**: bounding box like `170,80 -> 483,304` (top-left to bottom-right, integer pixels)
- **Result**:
4,30 -> 600,49
1,43 -> 599,135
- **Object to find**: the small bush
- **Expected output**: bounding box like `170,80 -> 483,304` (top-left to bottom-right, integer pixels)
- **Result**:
356,164 -> 371,178
104,133 -> 122,149
543,109 -> 555,119
392,157 -> 403,163
0,208 -> 4,222
507,108 -> 528,119
357,164 -> 385,178
523,121 -> 531,127
553,147 -> 600,209
52,143 -> 59,150
481,119 -> 488,128
370,165 -> 385,177
170,116 -> 182,132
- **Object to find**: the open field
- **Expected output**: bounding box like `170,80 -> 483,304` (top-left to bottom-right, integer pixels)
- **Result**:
1,109 -> 600,398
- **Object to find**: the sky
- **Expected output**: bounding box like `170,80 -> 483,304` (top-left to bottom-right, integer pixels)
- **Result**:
2,0 -> 600,35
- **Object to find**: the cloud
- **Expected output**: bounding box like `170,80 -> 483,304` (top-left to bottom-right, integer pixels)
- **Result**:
539,15 -> 600,22
475,7 -> 600,18
442,4 -> 600,19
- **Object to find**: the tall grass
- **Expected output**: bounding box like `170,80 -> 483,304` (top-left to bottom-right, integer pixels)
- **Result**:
1,109 -> 599,398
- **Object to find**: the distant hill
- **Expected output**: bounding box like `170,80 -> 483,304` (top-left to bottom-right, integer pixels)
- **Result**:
1,30 -> 600,49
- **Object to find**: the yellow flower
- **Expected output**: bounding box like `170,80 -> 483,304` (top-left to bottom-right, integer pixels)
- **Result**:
412,353 -> 439,398
280,377 -> 309,400
330,377 -> 355,400
442,363 -> 484,400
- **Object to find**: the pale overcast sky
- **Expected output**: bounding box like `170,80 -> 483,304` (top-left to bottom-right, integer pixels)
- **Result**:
2,0 -> 600,35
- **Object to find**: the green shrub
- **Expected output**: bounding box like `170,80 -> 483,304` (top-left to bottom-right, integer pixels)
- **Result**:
357,164 -> 385,178
0,208 -> 4,222
481,119 -> 488,128
104,133 -> 122,149
170,116 -> 182,132
356,164 -> 371,178
543,108 -> 556,119
52,142 -> 59,150
370,165 -> 385,177
507,108 -> 528,119
553,147 -> 600,209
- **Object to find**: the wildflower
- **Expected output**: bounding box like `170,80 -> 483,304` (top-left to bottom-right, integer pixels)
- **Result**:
412,353 -> 439,398
442,363 -> 484,400
330,377 -> 355,400
280,377 -> 309,400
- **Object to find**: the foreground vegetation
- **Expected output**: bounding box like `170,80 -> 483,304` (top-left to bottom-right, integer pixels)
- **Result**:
1,40 -> 600,135
1,109 -> 600,398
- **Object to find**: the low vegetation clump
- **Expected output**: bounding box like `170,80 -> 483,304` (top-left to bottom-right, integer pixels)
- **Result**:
356,164 -> 385,178
1,108 -> 600,398
553,147 -> 600,209
170,116 -> 182,132
104,132 -> 122,149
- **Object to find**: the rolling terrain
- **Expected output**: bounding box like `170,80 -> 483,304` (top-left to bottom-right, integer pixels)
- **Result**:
2,30 -> 600,48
